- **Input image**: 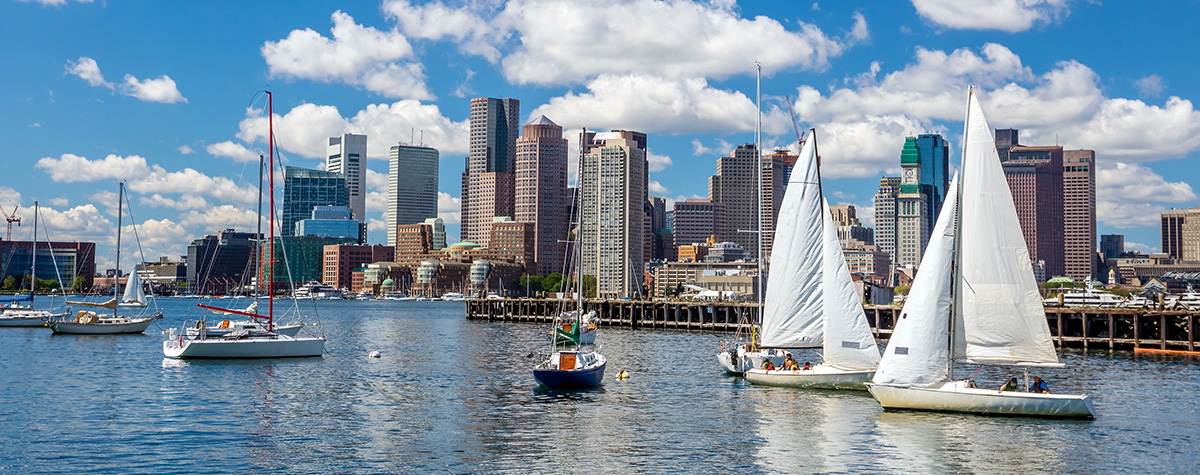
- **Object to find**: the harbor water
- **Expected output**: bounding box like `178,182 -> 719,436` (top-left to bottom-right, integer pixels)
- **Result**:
1,297 -> 1197,473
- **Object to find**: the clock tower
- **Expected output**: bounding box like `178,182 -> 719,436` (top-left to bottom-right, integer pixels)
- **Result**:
896,137 -> 929,268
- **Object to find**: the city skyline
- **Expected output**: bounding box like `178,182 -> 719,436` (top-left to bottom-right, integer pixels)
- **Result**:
2,1 -> 1199,273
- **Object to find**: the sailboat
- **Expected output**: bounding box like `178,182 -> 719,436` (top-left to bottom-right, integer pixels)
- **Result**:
53,184 -> 163,334
532,127 -> 606,389
717,63 -> 787,374
742,130 -> 881,390
117,268 -> 149,308
0,201 -> 69,326
164,90 -> 325,359
866,88 -> 1095,418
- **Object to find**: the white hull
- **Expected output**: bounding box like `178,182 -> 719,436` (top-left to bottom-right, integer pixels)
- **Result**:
867,380 -> 1095,419
718,348 -> 788,374
118,302 -> 149,308
164,335 -> 325,359
744,364 -> 874,390
186,323 -> 303,338
49,316 -> 160,334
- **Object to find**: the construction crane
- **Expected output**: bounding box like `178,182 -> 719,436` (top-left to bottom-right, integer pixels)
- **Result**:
3,206 -> 18,241
785,95 -> 807,149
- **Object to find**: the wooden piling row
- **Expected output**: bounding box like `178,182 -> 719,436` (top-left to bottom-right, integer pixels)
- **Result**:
466,298 -> 1200,352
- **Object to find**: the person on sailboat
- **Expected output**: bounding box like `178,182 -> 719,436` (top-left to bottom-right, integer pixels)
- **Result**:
1000,378 -> 1020,392
1030,376 -> 1049,394
802,362 -> 811,371
782,354 -> 799,371
762,360 -> 775,370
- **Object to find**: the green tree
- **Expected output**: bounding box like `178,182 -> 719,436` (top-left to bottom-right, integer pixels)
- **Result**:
519,275 -> 543,296
35,278 -> 60,293
70,276 -> 87,293
581,275 -> 597,298
894,285 -> 911,295
544,272 -> 565,293
1,276 -> 14,291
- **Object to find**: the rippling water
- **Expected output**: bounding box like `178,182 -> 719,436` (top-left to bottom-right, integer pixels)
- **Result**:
1,297 -> 1197,473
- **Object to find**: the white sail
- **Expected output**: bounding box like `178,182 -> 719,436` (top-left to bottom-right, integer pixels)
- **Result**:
65,296 -> 119,310
874,175 -> 960,387
122,271 -> 146,304
760,136 -> 824,348
956,91 -> 1060,366
819,201 -> 880,370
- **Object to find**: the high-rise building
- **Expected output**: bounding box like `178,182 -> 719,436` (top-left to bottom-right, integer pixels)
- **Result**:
896,137 -> 930,268
915,133 -> 951,219
1100,234 -> 1124,259
0,240 -> 96,291
464,97 -> 520,247
187,229 -> 259,294
829,205 -> 860,226
1004,145 -> 1065,280
387,143 -> 439,247
708,144 -> 760,259
260,235 -> 357,288
1162,208 -> 1200,260
995,128 -> 1019,162
1063,149 -> 1097,280
282,166 -> 349,239
424,217 -> 446,251
762,149 -> 798,259
873,176 -> 901,266
648,197 -> 669,260
672,199 -> 725,248
514,115 -> 568,275
327,133 -> 366,221
580,130 -> 647,298
295,205 -> 365,244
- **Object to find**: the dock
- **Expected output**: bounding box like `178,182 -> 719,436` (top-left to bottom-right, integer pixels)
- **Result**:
466,298 -> 1200,352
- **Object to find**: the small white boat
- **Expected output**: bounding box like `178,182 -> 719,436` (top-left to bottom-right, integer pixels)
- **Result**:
1043,280 -> 1124,308
440,292 -> 465,301
867,88 -> 1094,419
745,364 -> 876,390
117,270 -> 149,308
718,345 -> 788,374
0,202 -> 69,327
49,310 -> 162,334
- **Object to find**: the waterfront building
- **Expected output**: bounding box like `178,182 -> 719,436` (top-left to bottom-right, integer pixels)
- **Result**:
672,199 -> 725,251
838,225 -> 874,249
1162,207 -> 1200,260
580,130 -> 647,298
1100,234 -> 1124,259
140,256 -> 186,289
424,217 -> 446,251
514,115 -> 568,275
708,143 -> 761,259
762,149 -> 798,259
387,143 -> 439,247
0,240 -> 95,291
704,242 -> 746,263
648,197 -> 670,260
995,128 -> 1020,161
873,176 -> 901,268
1004,145 -> 1065,280
327,133 -> 366,221
892,135 -> 949,269
282,166 -> 349,239
652,261 -> 759,300
186,229 -> 259,294
394,223 -> 436,267
259,235 -> 357,288
829,205 -> 859,226
464,97 -> 520,247
487,217 -> 536,271
1063,149 -> 1097,280
323,244 -> 394,290
354,261 -> 408,294
295,205 -> 365,244
844,246 -> 891,280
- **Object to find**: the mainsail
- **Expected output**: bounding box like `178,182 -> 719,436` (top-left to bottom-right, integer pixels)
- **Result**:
956,91 -> 1060,366
121,271 -> 146,304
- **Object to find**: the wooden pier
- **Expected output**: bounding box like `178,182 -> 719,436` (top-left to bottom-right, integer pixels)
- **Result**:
466,298 -> 1200,352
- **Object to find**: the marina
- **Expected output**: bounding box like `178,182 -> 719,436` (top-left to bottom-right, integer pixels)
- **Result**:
1,298 -> 1198,472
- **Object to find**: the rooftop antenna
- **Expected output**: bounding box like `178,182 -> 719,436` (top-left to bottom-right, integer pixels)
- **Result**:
421,130 -> 424,147
411,128 -> 415,146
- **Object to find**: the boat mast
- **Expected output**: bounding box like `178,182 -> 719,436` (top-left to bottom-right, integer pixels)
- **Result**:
755,61 -> 764,329
266,91 -> 275,332
948,86 -> 973,381
31,201 -> 38,307
255,154 -> 264,306
114,182 -> 123,319
577,127 -> 586,321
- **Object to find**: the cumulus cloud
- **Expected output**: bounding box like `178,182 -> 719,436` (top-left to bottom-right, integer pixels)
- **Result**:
65,57 -> 113,89
177,145 -> 195,155
123,218 -> 189,254
261,10 -> 431,100
47,197 -> 69,207
438,192 -> 461,224
36,153 -> 257,205
121,74 -> 187,103
911,0 -> 1071,32
647,150 -> 673,172
206,141 -> 259,163
382,0 -> 500,61
1096,162 -> 1195,229
139,193 -> 210,211
36,154 -> 151,183
1135,75 -> 1166,99
180,205 -> 262,233
648,180 -> 669,195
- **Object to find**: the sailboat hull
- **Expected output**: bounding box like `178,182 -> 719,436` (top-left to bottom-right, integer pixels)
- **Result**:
49,316 -> 160,334
867,380 -> 1096,419
533,361 -> 606,389
164,335 -> 325,358
718,349 -> 787,374
0,311 -> 64,327
186,323 -> 303,338
744,365 -> 874,390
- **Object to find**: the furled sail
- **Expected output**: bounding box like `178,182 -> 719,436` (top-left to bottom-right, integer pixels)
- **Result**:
956,91 -> 1060,366
760,136 -> 824,348
0,292 -> 33,303
66,296 -> 119,310
819,200 -> 881,370
873,174 -> 960,386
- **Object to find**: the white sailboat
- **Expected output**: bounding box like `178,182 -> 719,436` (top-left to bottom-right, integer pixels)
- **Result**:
743,130 -> 881,390
717,62 -> 788,374
164,90 -> 324,359
0,201 -> 69,327
866,88 -> 1095,418
53,184 -> 163,334
117,268 -> 149,308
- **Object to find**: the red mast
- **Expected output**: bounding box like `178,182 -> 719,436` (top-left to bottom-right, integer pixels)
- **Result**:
266,91 -> 275,332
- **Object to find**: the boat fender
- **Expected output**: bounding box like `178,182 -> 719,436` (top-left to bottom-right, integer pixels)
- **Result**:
616,370 -> 629,380
368,350 -> 381,358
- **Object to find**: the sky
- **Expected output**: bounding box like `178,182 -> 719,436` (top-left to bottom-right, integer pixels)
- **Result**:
2,0 -> 1199,274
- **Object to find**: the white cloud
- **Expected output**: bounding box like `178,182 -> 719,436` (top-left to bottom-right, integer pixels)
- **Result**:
813,115 -> 932,178
206,141 -> 259,163
36,154 -> 151,183
180,205 -> 261,233
647,150 -> 673,172
1096,162 -> 1195,229
438,192 -> 461,224
235,100 -> 468,160
691,139 -> 713,156
497,0 -> 852,85
123,218 -> 189,255
1125,241 -> 1157,254
36,153 -> 258,206
177,145 -> 195,155
262,10 -> 431,100
382,0 -> 501,61
138,193 -> 210,211
121,74 -> 187,103
1135,75 -> 1166,99
65,57 -> 113,89
846,12 -> 869,45
910,0 -> 1071,33
1096,201 -> 1165,230
365,169 -> 388,191
648,180 -> 669,195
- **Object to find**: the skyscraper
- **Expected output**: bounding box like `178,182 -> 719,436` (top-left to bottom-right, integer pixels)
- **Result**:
282,166 -> 349,239
514,115 -> 568,275
424,217 -> 446,251
186,229 -> 259,294
387,143 -> 439,247
672,199 -> 725,248
464,97 -> 520,247
1004,145 -> 1065,279
648,196 -> 669,260
915,133 -> 950,219
327,133 -> 366,221
873,176 -> 901,266
995,128 -> 1019,161
580,130 -> 647,298
1162,208 -> 1200,260
708,144 -> 760,259
762,149 -> 797,259
1063,149 -> 1097,280
1099,234 -> 1124,259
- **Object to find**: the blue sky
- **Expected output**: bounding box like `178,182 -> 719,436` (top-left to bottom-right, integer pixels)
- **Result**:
2,0 -> 1199,273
